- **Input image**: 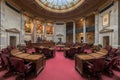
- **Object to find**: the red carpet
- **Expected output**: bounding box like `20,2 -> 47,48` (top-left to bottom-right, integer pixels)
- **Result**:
0,51 -> 120,80
36,51 -> 84,80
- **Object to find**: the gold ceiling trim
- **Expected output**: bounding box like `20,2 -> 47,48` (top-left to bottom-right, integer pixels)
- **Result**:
35,0 -> 85,13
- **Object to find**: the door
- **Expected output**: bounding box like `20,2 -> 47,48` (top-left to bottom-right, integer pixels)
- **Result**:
10,36 -> 16,47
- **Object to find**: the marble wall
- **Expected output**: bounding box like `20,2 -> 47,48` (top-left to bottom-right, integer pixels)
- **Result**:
53,22 -> 66,43
0,0 -> 22,49
95,1 -> 119,48
118,0 -> 120,49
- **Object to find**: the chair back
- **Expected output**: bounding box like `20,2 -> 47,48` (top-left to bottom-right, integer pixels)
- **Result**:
1,54 -> 11,67
105,45 -> 112,53
10,57 -> 26,72
108,48 -> 118,57
42,48 -> 49,54
70,48 -> 76,54
112,56 -> 120,65
114,50 -> 120,56
93,58 -> 106,72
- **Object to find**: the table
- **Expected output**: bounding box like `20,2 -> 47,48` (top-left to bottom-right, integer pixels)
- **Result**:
11,49 -> 46,76
56,45 -> 65,51
75,49 -> 108,75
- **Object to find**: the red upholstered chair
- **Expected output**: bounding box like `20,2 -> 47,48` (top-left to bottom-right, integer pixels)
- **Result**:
79,46 -> 85,53
35,47 -> 42,54
10,57 -> 33,78
104,56 -> 120,76
83,44 -> 93,54
111,56 -> 120,72
0,53 -> 13,78
77,47 -> 81,53
66,47 -> 76,59
105,48 -> 118,61
108,48 -> 118,57
114,49 -> 120,57
26,48 -> 36,54
105,45 -> 112,53
84,49 -> 92,54
83,58 -> 106,78
42,48 -> 53,58
0,51 -> 3,65
0,54 -> 11,69
49,49 -> 55,58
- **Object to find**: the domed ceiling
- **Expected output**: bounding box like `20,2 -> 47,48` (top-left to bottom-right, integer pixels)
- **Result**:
10,0 -> 112,21
36,0 -> 85,13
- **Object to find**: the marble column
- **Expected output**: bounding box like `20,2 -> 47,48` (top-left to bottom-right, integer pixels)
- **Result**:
0,0 -> 6,48
20,13 -> 25,44
118,0 -> 120,49
43,22 -> 47,39
95,13 -> 99,45
83,18 -> 86,43
73,21 -> 76,43
33,19 -> 37,43
0,0 -> 1,49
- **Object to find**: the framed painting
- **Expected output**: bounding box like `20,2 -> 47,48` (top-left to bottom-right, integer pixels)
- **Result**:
36,24 -> 43,34
102,13 -> 110,27
24,21 -> 31,33
46,26 -> 54,36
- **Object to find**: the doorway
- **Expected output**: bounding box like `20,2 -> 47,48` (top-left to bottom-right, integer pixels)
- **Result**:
10,36 -> 16,47
103,36 -> 109,47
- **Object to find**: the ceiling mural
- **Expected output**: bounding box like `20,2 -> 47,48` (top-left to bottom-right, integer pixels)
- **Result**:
36,0 -> 85,13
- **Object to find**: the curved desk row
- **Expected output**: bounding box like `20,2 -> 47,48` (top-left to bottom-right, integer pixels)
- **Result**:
75,49 -> 108,74
11,49 -> 46,76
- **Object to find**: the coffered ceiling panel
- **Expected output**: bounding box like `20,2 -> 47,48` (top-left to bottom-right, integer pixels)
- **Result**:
9,0 -> 113,21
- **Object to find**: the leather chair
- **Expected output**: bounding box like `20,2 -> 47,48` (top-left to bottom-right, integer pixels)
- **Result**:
49,49 -> 55,58
35,47 -> 42,54
83,58 -> 106,79
114,49 -> 120,57
10,57 -> 33,78
0,53 -> 11,69
105,45 -> 112,53
42,48 -> 53,58
0,53 -> 13,77
66,47 -> 76,59
77,47 -> 81,54
107,48 -> 118,58
104,56 -> 120,76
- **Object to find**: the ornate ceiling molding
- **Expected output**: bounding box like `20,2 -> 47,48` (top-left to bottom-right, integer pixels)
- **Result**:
9,0 -> 112,21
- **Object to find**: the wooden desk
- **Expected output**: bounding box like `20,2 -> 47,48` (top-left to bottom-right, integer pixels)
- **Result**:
11,49 -> 46,76
75,49 -> 108,75
64,47 -> 70,51
56,45 -> 65,51
75,54 -> 94,74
